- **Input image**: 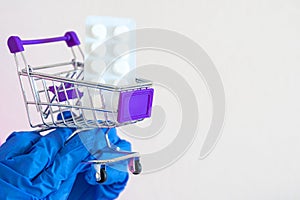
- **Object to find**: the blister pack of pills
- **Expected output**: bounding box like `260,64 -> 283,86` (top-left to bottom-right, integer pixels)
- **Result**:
83,16 -> 137,121
85,16 -> 136,86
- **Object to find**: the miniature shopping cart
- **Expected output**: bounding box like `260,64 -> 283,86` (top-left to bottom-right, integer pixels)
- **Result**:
7,31 -> 154,183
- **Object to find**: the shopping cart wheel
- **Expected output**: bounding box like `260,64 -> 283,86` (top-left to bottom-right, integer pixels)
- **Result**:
96,166 -> 107,183
133,159 -> 142,175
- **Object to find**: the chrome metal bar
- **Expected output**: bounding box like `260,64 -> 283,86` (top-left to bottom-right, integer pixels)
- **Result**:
26,101 -> 117,113
30,61 -> 74,71
87,152 -> 140,164
20,70 -> 152,92
42,79 -> 55,123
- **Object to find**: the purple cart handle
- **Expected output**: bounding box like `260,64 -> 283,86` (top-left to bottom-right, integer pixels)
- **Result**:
7,31 -> 80,53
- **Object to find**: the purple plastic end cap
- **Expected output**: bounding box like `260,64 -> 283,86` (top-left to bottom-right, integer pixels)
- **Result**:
64,31 -> 80,47
7,36 -> 24,53
117,88 -> 154,123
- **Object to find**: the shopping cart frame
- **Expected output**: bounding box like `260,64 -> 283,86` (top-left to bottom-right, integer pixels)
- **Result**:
7,31 -> 153,182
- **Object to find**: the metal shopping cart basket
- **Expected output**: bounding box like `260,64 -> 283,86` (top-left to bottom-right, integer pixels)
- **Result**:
7,31 -> 154,183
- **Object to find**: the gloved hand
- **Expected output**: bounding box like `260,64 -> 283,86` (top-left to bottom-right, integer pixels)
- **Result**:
0,127 -> 131,200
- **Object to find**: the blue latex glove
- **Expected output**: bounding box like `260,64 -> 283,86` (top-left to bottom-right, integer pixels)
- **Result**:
0,127 -> 131,200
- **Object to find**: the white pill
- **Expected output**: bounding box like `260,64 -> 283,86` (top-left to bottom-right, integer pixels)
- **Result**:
112,60 -> 130,75
113,25 -> 130,36
91,24 -> 107,39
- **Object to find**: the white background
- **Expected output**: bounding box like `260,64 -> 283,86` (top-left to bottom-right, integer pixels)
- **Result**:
0,0 -> 300,199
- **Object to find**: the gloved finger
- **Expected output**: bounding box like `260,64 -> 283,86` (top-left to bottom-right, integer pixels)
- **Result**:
45,171 -> 81,200
106,128 -> 120,145
27,131 -> 93,198
83,130 -> 132,179
114,138 -> 132,152
0,131 -> 41,161
99,170 -> 129,198
104,128 -> 131,152
78,128 -> 124,157
67,172 -> 93,200
91,143 -> 132,174
69,169 -> 129,200
78,128 -> 108,155
0,131 -> 90,199
86,162 -> 129,185
91,127 -> 124,146
0,178 -> 33,200
81,137 -> 132,187
0,127 -> 75,179
69,130 -> 131,199
91,167 -> 129,200
84,128 -> 132,173
0,112 -> 72,162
